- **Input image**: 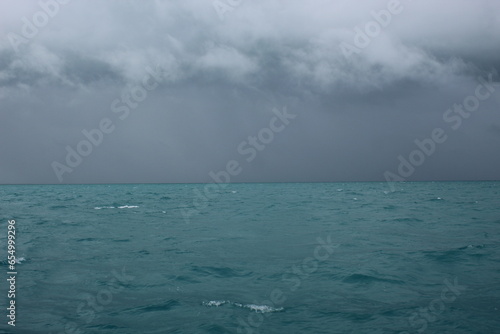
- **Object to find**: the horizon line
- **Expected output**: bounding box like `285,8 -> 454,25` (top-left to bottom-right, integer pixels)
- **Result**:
1,179 -> 499,186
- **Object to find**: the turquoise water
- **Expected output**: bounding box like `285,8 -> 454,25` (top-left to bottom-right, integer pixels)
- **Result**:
0,182 -> 499,333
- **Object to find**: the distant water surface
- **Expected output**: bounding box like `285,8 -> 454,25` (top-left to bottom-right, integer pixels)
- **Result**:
0,182 -> 499,333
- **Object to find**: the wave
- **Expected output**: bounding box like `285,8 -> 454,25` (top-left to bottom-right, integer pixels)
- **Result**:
191,265 -> 251,278
342,273 -> 404,285
203,300 -> 229,307
94,205 -> 139,210
202,300 -> 284,313
235,303 -> 284,313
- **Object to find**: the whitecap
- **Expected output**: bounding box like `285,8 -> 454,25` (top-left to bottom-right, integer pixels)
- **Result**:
242,304 -> 284,313
15,257 -> 25,264
94,205 -> 138,210
202,300 -> 284,313
203,300 -> 284,313
203,300 -> 229,307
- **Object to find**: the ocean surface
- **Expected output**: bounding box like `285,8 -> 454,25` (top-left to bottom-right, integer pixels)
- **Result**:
0,182 -> 499,334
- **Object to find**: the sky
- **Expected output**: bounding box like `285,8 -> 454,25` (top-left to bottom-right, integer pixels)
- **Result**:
0,0 -> 499,184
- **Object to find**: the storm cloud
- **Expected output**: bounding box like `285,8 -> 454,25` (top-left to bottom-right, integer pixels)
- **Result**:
0,0 -> 499,184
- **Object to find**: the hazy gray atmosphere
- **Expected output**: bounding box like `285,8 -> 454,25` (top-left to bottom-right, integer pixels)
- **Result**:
1,0 -> 499,184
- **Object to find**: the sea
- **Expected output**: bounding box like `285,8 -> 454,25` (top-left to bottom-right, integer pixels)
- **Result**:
0,182 -> 499,334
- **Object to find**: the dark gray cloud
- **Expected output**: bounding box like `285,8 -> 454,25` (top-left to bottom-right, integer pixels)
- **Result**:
0,0 -> 499,184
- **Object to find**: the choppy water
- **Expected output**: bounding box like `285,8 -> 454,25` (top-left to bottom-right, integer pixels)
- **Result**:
0,182 -> 499,333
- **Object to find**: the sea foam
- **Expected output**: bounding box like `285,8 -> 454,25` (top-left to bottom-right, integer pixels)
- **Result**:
203,300 -> 284,313
94,205 -> 139,210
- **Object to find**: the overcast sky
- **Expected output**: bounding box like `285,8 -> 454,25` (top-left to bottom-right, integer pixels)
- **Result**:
0,0 -> 499,184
